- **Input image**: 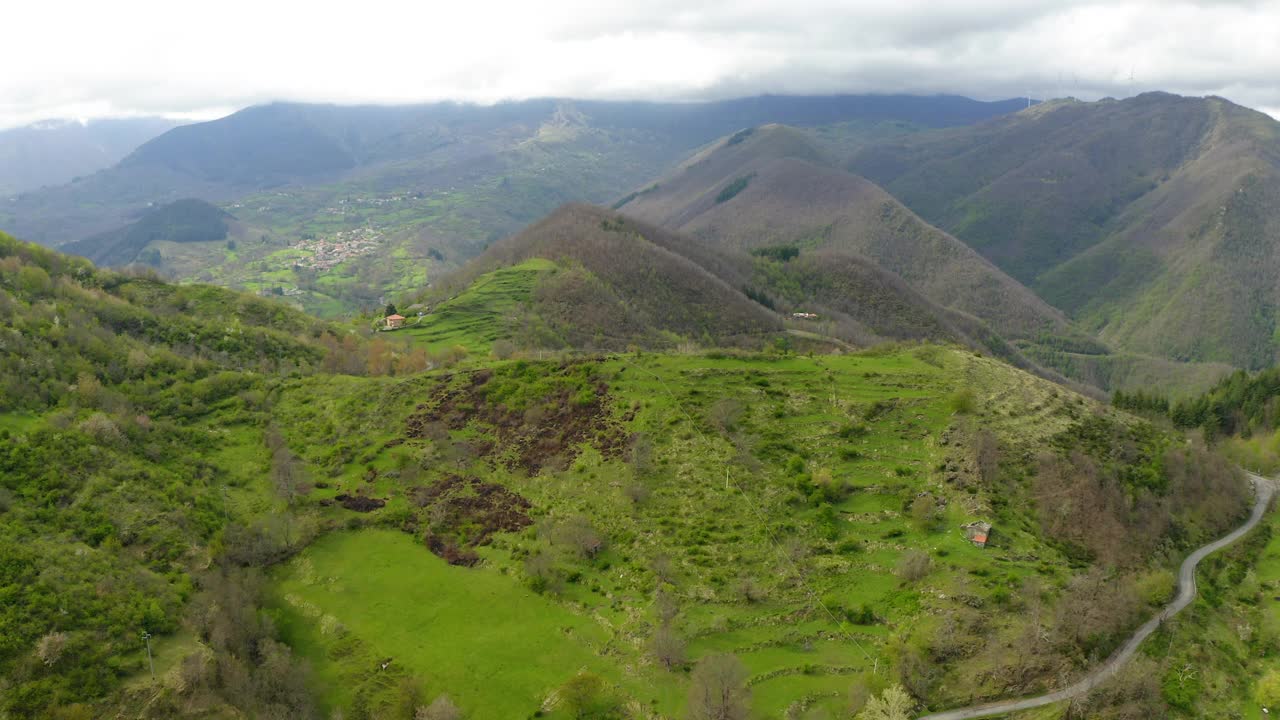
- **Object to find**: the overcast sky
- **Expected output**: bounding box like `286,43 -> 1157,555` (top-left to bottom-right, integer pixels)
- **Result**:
4,0 -> 1279,129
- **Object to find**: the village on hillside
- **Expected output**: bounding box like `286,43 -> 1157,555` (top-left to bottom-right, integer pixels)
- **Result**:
291,227 -> 383,271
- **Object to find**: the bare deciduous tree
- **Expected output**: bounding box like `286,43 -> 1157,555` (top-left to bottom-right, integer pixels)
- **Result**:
895,551 -> 931,583
650,623 -> 686,671
553,516 -> 605,559
687,653 -> 750,720
655,586 -> 680,625
416,694 -> 463,720
35,631 -> 68,666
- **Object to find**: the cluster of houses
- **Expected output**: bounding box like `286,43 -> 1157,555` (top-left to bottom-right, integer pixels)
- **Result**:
320,193 -> 421,215
292,227 -> 383,271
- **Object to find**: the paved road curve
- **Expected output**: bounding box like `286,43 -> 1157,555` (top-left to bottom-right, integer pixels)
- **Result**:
918,472 -> 1278,720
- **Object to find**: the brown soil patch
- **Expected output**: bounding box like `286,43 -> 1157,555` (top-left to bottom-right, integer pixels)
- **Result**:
336,494 -> 385,512
405,364 -> 633,474
411,475 -> 533,566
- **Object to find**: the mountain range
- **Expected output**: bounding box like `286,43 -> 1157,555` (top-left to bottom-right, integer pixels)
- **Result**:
849,92 -> 1280,370
0,95 -> 1027,313
4,89 -> 1280,720
0,117 -> 179,195
5,90 -> 1280,393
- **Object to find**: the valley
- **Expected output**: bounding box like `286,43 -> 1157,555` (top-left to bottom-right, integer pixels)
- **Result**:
3,86 -> 1280,720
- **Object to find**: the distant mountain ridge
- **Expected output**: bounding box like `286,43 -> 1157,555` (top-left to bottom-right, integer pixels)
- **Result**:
0,94 -> 1026,247
848,92 -> 1280,369
619,124 -> 1077,344
0,116 -> 179,195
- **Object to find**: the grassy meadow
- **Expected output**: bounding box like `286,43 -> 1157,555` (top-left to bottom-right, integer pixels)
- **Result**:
265,347 -> 1105,718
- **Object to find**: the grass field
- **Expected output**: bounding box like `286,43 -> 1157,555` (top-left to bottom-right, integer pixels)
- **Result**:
272,529 -> 622,718
268,347 -> 1098,718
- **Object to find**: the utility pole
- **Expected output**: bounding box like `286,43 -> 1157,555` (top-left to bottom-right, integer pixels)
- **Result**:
142,630 -> 154,681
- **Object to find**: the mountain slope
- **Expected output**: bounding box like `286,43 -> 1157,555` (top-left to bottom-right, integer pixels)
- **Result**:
413,203 -> 1068,367
849,93 -> 1280,369
420,204 -> 783,349
620,125 -> 1076,343
0,231 -> 348,717
62,198 -> 234,267
0,96 -> 1025,315
0,117 -> 179,195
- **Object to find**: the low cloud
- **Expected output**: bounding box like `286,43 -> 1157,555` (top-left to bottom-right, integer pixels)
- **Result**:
3,0 -> 1279,128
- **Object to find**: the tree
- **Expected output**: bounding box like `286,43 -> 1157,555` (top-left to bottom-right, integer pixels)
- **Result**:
707,399 -> 744,435
394,678 -> 425,720
35,631 -> 68,666
856,684 -> 913,720
733,576 -> 764,603
655,586 -> 679,624
909,495 -> 939,532
651,553 -> 678,586
895,551 -> 931,583
416,694 -> 463,720
368,337 -> 393,375
559,672 -> 622,719
525,551 -> 563,595
687,653 -> 750,720
553,516 -> 605,559
650,623 -> 686,670
385,303 -> 398,317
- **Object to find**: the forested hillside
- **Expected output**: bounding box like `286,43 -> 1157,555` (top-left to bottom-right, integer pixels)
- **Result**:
405,203 -> 1068,372
0,231 -> 457,717
849,93 -> 1280,370
619,125 -> 1074,344
618,122 -> 1229,395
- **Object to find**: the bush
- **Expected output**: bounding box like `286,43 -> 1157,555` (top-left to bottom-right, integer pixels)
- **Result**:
948,389 -> 977,415
559,672 -> 623,719
715,174 -> 755,204
896,551 -> 931,583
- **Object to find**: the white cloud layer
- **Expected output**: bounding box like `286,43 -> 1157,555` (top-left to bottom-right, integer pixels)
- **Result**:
3,0 -> 1279,128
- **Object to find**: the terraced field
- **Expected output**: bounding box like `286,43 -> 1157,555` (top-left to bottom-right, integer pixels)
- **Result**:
394,258 -> 557,354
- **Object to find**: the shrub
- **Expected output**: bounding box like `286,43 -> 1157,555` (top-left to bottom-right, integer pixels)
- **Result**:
715,174 -> 755,204
948,389 -> 977,415
559,672 -> 622,719
896,551 -> 931,583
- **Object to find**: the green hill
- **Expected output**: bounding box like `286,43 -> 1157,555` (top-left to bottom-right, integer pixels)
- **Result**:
405,203 -> 1066,368
63,198 -> 234,267
0,231 -> 346,717
850,93 -> 1280,370
0,234 -> 1262,719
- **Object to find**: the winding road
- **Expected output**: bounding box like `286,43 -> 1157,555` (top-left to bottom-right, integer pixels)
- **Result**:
918,472 -> 1278,720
